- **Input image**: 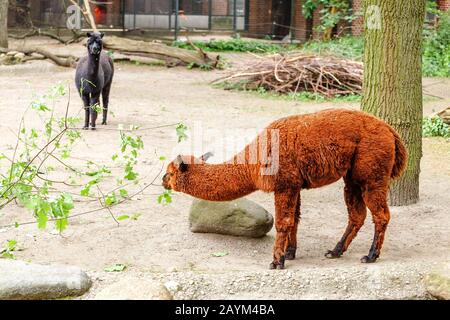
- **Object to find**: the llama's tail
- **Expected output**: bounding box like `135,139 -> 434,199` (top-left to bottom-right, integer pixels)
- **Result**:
389,127 -> 408,179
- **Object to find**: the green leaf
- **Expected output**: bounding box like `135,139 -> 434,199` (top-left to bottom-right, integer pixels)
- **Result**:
157,190 -> 172,205
211,252 -> 228,257
119,189 -> 128,198
131,213 -> 142,220
104,263 -> 127,272
176,123 -> 188,143
117,215 -> 130,221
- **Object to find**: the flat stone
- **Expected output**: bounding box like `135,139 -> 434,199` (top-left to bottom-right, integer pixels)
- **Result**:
189,198 -> 273,238
0,260 -> 91,300
94,277 -> 173,300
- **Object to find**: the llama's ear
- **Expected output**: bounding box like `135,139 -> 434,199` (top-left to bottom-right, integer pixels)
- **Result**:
175,155 -> 188,173
100,32 -> 105,39
86,32 -> 93,38
200,152 -> 213,162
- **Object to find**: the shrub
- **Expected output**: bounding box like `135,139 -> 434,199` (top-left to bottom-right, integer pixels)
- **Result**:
173,38 -> 297,54
422,116 -> 450,137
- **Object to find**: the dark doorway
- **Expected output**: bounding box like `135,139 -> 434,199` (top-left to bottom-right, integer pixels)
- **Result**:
272,0 -> 291,39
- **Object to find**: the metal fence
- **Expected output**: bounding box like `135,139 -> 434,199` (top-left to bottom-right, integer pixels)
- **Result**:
9,0 -> 247,32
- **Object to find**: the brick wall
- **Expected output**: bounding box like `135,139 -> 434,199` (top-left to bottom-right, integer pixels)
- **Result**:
248,0 -> 272,37
212,0 -> 230,15
351,0 -> 363,36
292,0 -> 307,41
437,0 -> 450,11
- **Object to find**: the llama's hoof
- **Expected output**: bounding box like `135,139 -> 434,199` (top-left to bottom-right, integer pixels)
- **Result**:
325,250 -> 342,259
90,127 -> 96,131
285,247 -> 296,260
360,255 -> 378,263
269,262 -> 285,270
269,256 -> 285,270
82,126 -> 89,130
101,121 -> 107,125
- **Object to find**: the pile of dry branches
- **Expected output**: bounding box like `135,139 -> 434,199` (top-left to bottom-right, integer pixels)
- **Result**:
214,54 -> 363,97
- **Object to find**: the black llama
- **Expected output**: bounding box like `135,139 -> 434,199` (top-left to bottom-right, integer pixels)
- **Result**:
75,32 -> 114,130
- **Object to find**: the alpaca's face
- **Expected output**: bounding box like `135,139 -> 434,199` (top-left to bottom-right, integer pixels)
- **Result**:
86,32 -> 104,55
162,153 -> 213,191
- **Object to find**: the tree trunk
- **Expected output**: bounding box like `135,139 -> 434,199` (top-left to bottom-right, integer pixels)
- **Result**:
0,0 -> 8,48
361,0 -> 426,206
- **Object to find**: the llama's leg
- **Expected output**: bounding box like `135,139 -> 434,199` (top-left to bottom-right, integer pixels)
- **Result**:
361,186 -> 391,263
325,178 -> 367,259
90,95 -> 100,130
82,94 -> 90,130
270,189 -> 300,270
285,192 -> 300,260
101,84 -> 111,125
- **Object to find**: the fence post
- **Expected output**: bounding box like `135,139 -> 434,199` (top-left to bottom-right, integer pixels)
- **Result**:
290,0 -> 296,43
233,0 -> 237,33
174,0 -> 179,41
208,0 -> 212,30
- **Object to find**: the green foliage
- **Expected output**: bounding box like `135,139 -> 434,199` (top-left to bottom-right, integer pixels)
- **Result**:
158,190 -> 173,205
116,130 -> 144,182
173,38 -> 297,54
216,81 -> 361,102
0,84 -> 160,232
176,123 -> 188,143
104,263 -> 127,272
0,240 -> 17,259
422,117 -> 450,137
423,11 -> 450,77
211,252 -> 228,257
0,84 -> 79,232
301,35 -> 364,60
302,0 -> 356,37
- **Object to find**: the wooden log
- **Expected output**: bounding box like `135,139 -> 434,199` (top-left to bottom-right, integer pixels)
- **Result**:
103,36 -> 219,67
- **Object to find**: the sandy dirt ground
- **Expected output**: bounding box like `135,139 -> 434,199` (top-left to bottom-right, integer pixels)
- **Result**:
0,38 -> 449,299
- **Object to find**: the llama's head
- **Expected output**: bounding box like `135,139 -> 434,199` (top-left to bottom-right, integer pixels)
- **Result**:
86,32 -> 105,55
162,152 -> 213,191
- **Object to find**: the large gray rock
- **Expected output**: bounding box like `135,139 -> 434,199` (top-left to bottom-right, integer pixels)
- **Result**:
0,260 -> 91,300
425,262 -> 450,300
94,277 -> 172,300
189,198 -> 273,238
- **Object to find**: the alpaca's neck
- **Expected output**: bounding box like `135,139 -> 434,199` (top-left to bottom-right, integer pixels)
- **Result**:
87,54 -> 100,78
179,164 -> 256,202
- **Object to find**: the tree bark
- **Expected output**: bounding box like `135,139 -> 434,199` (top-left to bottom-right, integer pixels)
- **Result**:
361,0 -> 426,206
0,0 -> 8,48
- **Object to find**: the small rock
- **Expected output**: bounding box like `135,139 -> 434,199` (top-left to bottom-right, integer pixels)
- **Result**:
189,198 -> 273,238
425,263 -> 450,300
14,52 -> 25,60
164,280 -> 181,292
6,51 -> 19,56
0,260 -> 91,300
94,277 -> 172,300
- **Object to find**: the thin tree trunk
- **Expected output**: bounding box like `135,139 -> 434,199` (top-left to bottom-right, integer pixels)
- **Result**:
361,0 -> 426,206
0,0 -> 8,48
83,0 -> 98,32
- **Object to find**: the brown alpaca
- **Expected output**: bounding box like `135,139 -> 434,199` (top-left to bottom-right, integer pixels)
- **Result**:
162,109 -> 407,269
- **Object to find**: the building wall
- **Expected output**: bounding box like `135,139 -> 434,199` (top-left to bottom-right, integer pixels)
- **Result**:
437,0 -> 450,11
351,0 -> 363,36
247,0 -> 272,37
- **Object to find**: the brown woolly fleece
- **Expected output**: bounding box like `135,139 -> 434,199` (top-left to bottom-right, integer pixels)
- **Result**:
162,109 -> 407,269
